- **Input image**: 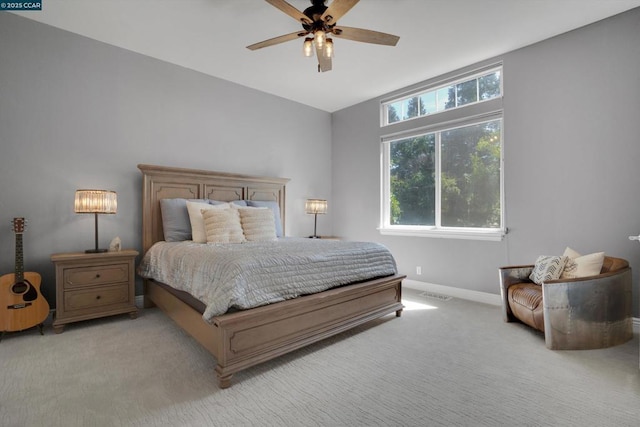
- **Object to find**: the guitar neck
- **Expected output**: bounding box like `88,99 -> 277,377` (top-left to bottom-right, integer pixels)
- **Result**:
15,232 -> 24,283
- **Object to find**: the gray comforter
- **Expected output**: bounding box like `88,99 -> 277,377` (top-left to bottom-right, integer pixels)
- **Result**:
137,238 -> 397,322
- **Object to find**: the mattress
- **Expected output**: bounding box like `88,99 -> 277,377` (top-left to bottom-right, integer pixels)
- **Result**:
137,238 -> 397,322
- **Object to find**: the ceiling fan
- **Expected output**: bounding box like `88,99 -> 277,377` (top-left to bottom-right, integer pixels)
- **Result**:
247,0 -> 400,72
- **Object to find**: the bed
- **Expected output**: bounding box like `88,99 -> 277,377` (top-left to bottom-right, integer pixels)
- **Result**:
137,164 -> 405,388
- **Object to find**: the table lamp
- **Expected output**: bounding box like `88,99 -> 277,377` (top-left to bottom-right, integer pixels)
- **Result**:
74,189 -> 117,253
305,199 -> 327,239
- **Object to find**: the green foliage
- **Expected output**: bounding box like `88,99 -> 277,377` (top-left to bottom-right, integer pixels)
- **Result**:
388,105 -> 399,124
389,120 -> 501,228
441,121 -> 501,228
390,134 -> 435,225
406,96 -> 424,119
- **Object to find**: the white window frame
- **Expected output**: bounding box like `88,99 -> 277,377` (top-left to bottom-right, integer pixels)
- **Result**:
380,66 -> 505,241
381,65 -> 503,127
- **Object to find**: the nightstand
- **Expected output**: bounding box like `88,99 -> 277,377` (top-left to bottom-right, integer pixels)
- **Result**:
51,250 -> 139,333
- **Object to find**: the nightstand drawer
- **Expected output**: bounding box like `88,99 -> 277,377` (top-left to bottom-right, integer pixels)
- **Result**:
63,263 -> 129,289
64,284 -> 130,311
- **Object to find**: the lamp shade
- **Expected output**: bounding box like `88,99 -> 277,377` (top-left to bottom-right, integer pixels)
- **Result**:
74,190 -> 117,214
305,199 -> 327,215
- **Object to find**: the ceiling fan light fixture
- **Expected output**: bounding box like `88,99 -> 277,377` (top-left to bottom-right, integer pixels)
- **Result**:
303,37 -> 314,57
247,0 -> 400,72
314,30 -> 326,49
324,38 -> 334,58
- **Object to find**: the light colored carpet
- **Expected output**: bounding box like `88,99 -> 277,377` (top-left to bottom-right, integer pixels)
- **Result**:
0,289 -> 638,427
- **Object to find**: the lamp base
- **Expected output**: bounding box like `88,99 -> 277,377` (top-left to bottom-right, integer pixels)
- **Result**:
308,235 -> 320,239
85,248 -> 108,254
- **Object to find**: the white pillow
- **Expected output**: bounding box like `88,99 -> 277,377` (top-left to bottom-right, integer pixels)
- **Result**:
562,246 -> 582,259
186,201 -> 229,243
202,208 -> 245,244
238,208 -> 277,242
560,247 -> 605,279
529,255 -> 568,285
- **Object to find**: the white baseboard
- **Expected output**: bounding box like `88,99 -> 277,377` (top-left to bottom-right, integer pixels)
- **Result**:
403,279 -> 640,333
403,279 -> 502,306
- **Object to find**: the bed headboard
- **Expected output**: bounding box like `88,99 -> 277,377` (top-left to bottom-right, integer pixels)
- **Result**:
138,164 -> 289,254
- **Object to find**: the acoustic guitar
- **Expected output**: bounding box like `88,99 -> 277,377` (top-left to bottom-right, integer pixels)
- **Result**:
0,218 -> 50,334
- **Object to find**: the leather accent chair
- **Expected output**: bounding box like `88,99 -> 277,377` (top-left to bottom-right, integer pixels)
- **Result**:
499,256 -> 632,350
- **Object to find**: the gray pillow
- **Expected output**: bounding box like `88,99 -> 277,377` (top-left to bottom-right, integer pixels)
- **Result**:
160,198 -> 207,241
247,200 -> 283,237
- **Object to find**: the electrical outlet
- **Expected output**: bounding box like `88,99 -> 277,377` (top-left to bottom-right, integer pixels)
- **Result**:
416,266 -> 422,275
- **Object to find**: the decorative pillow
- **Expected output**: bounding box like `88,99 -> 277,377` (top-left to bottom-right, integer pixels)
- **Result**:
529,255 -> 568,285
560,247 -> 605,279
186,201 -> 230,243
202,208 -> 245,244
238,208 -> 277,242
160,198 -> 207,242
246,200 -> 283,237
562,246 -> 581,259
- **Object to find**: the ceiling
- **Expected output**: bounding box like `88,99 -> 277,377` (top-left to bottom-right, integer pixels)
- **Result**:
13,0 -> 640,112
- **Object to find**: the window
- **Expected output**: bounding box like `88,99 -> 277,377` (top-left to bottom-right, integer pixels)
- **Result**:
380,65 -> 504,240
382,68 -> 501,126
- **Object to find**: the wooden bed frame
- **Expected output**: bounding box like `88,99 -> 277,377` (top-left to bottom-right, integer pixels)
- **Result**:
138,164 -> 405,388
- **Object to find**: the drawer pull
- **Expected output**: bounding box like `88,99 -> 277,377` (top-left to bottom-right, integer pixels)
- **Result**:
96,295 -> 101,300
95,274 -> 101,278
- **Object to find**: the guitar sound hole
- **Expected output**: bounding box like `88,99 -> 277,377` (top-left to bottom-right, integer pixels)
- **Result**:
23,282 -> 38,301
11,282 -> 28,294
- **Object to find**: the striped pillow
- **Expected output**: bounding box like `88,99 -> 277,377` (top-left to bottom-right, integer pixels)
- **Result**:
238,208 -> 277,242
186,200 -> 230,243
202,208 -> 245,244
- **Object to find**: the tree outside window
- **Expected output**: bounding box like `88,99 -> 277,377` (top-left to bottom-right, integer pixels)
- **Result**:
387,120 -> 501,230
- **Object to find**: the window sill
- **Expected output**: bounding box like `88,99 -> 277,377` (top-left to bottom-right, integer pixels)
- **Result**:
378,227 -> 505,241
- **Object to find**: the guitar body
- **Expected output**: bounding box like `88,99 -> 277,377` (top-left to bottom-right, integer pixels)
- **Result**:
0,271 -> 49,332
0,218 -> 50,333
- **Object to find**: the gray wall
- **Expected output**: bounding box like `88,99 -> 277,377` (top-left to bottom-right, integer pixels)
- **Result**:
0,13 -> 333,304
3,9 -> 639,318
332,8 -> 640,316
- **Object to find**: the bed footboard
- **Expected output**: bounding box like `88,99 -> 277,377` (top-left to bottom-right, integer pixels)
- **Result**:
146,274 -> 404,388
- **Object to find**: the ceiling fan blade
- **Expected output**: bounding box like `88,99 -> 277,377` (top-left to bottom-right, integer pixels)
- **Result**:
315,44 -> 332,73
247,30 -> 308,50
265,0 -> 313,25
321,0 -> 359,24
332,26 -> 400,46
